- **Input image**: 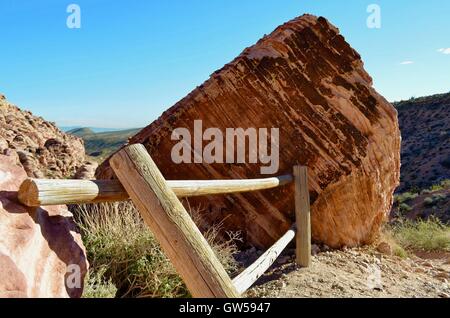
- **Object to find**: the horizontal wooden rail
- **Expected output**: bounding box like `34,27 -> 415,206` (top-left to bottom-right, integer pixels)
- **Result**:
232,226 -> 296,294
18,175 -> 293,207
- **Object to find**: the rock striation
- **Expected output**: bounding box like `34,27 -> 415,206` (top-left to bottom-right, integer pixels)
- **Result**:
0,154 -> 88,298
97,15 -> 401,248
0,95 -> 86,179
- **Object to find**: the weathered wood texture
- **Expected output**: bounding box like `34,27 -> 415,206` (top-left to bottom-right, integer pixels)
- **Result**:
232,227 -> 296,294
294,166 -> 312,267
110,144 -> 239,298
18,179 -> 128,206
17,175 -> 293,207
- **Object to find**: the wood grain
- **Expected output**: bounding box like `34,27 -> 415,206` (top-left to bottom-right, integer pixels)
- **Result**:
232,227 -> 296,294
110,144 -> 239,298
294,166 -> 312,267
18,175 -> 293,207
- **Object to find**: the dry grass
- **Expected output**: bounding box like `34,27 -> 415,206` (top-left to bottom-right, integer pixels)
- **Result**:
72,201 -> 241,298
378,227 -> 409,258
379,217 -> 450,258
390,218 -> 450,252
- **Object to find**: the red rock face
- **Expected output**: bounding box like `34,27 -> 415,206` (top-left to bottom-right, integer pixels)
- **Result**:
0,95 -> 86,179
0,155 -> 88,298
97,15 -> 400,249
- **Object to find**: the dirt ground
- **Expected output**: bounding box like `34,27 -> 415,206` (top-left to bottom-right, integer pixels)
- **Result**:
242,246 -> 450,298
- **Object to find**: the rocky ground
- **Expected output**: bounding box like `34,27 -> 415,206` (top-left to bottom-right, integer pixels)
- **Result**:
243,246 -> 450,298
0,94 -> 95,179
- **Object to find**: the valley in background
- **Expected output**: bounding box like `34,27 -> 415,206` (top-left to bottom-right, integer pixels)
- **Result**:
67,127 -> 141,162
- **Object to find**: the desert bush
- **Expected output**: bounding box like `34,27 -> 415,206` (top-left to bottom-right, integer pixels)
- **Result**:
390,218 -> 450,252
423,197 -> 435,207
378,227 -> 409,259
72,202 -> 241,298
395,192 -> 418,204
398,203 -> 413,214
432,193 -> 447,202
429,179 -> 450,192
82,267 -> 117,298
424,193 -> 448,208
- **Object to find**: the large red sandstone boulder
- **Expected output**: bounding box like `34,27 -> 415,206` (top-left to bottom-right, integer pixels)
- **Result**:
0,154 -> 88,298
97,15 -> 401,249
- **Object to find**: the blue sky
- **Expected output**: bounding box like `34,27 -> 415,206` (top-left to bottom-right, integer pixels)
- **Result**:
1,0 -> 449,129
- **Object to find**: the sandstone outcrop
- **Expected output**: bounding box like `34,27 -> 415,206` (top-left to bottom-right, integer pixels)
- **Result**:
0,154 -> 88,298
74,161 -> 98,180
0,95 -> 86,179
97,15 -> 401,248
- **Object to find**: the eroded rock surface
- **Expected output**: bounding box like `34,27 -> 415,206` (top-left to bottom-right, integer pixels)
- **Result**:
97,15 -> 401,248
0,95 -> 86,179
0,155 -> 88,298
74,161 -> 99,180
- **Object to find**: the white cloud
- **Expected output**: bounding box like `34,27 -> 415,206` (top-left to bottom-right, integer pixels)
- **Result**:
400,61 -> 414,65
438,48 -> 450,54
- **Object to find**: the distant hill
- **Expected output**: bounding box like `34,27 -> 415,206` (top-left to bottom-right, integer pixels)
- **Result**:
395,92 -> 450,193
68,127 -> 95,136
392,92 -> 450,222
68,127 -> 141,161
61,126 -> 128,134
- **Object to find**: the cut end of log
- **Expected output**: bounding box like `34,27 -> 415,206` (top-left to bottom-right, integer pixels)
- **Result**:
18,179 -> 40,207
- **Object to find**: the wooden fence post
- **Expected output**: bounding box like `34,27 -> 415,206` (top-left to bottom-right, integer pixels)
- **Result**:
110,144 -> 239,298
293,166 -> 312,267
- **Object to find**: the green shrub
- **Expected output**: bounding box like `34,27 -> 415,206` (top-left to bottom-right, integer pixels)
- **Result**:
398,203 -> 413,214
429,179 -> 450,192
391,218 -> 450,252
393,245 -> 409,259
73,202 -> 241,298
432,193 -> 447,202
423,197 -> 435,207
395,192 -> 418,205
82,268 -> 117,298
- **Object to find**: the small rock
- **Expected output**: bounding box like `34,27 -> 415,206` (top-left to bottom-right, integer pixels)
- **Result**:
74,161 -> 98,180
439,293 -> 450,298
277,256 -> 290,265
435,272 -> 449,280
423,261 -> 434,268
331,283 -> 345,292
376,242 -> 392,255
311,244 -> 320,255
279,281 -> 287,289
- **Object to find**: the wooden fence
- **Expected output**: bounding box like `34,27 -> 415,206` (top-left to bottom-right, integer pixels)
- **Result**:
18,144 -> 311,298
